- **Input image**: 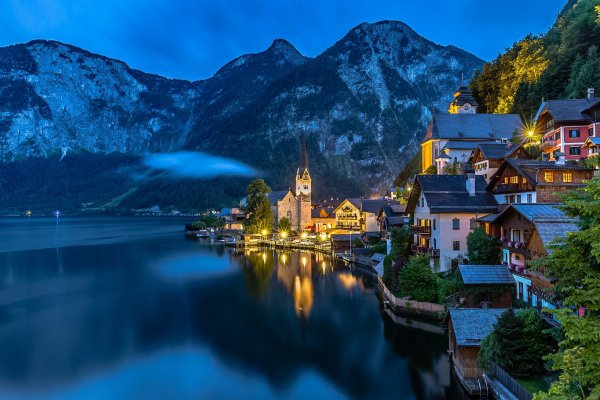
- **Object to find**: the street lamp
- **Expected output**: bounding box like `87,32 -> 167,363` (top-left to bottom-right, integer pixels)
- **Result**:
301,231 -> 308,240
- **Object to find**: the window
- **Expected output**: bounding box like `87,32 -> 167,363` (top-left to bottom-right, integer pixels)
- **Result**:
509,195 -> 515,203
470,218 -> 477,230
503,177 -> 509,184
512,230 -> 521,242
516,195 -> 522,203
544,172 -> 554,183
563,172 -> 573,183
433,239 -> 437,249
510,176 -> 518,184
421,197 -> 424,207
433,219 -> 436,230
453,241 -> 460,251
452,218 -> 460,230
527,194 -> 532,203
569,146 -> 581,155
589,128 -> 594,137
504,195 -> 509,204
569,129 -> 580,138
522,177 -> 527,184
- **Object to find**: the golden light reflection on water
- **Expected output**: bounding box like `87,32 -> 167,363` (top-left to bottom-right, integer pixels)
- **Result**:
293,275 -> 314,318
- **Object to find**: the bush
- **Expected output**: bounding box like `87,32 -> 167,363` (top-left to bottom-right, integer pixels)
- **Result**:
369,242 -> 387,255
397,255 -> 438,302
466,227 -> 501,264
478,309 -> 553,377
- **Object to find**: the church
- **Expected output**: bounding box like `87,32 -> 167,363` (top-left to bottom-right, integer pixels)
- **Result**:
267,133 -> 313,231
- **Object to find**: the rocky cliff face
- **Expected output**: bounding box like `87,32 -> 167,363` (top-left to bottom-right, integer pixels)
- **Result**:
0,21 -> 483,212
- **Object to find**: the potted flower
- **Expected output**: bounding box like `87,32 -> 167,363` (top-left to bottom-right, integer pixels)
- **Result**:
499,236 -> 506,242
516,242 -> 524,249
508,241 -> 515,247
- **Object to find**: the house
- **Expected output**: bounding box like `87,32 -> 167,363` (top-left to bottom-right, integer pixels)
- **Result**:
448,308 -> 507,387
311,206 -> 335,233
268,133 -> 312,231
582,137 -> 600,159
377,203 -> 408,235
469,143 -> 531,181
477,203 -> 579,310
330,233 -> 363,254
406,174 -> 498,271
535,88 -> 600,161
333,198 -> 400,232
421,86 -> 523,174
487,157 -> 594,206
457,265 -> 515,308
221,207 -> 245,230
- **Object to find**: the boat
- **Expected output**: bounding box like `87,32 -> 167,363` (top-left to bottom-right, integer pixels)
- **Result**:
196,230 -> 210,239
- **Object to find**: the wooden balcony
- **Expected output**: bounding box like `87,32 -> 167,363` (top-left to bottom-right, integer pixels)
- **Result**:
429,248 -> 440,258
411,244 -> 428,254
540,140 -> 558,150
493,183 -> 530,194
411,225 -> 431,235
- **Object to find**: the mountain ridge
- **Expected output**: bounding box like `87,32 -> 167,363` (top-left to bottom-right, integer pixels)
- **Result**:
0,20 -> 484,213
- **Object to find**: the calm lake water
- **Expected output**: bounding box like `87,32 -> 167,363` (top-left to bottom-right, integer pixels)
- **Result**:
0,217 -> 468,400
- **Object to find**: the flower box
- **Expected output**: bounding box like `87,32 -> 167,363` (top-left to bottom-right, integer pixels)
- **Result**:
516,242 -> 524,249
508,241 -> 515,247
499,236 -> 506,242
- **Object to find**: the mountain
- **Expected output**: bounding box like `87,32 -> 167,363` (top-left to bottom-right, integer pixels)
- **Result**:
470,0 -> 600,118
0,21 -> 483,214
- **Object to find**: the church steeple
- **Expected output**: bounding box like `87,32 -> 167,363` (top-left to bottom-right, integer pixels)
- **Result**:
295,132 -> 311,197
448,82 -> 478,114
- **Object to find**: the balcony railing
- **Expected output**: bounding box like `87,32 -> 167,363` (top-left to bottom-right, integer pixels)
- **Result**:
429,248 -> 440,258
493,183 -> 529,194
411,244 -> 428,254
411,225 -> 431,234
540,140 -> 558,150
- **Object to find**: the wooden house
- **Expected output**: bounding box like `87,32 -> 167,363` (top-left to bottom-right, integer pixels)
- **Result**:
448,308 -> 507,391
457,265 -> 516,308
469,143 -> 531,182
487,157 -> 593,206
377,203 -> 407,235
477,204 -> 579,310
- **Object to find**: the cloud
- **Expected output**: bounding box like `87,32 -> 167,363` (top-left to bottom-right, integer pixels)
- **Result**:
143,151 -> 257,179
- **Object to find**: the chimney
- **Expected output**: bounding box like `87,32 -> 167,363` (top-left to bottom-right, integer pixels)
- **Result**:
466,173 -> 476,196
555,152 -> 566,166
588,88 -> 595,101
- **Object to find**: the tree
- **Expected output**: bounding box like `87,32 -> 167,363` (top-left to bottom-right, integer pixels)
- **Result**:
532,177 -> 600,399
243,179 -> 274,234
479,309 -> 553,377
278,216 -> 292,233
467,227 -> 501,264
398,255 -> 438,302
423,165 -> 437,175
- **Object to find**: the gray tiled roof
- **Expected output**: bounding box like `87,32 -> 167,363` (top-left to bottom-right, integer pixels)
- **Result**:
477,143 -> 520,160
427,113 -> 523,141
535,220 -> 579,249
535,98 -> 600,122
267,190 -> 290,205
450,308 -> 508,347
374,260 -> 384,277
362,199 -> 400,214
409,175 -> 498,213
371,253 -> 386,263
441,141 -> 483,151
459,265 -> 516,285
510,204 -> 568,221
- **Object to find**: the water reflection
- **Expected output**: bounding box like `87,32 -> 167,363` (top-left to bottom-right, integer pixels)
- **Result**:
0,221 -> 467,400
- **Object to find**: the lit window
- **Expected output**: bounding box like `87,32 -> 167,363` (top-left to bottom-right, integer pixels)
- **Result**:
510,176 -> 518,184
563,172 -> 573,183
522,177 -> 527,184
544,172 -> 554,183
503,177 -> 509,184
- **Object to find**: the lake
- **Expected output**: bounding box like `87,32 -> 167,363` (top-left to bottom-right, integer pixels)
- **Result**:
0,217 -> 468,399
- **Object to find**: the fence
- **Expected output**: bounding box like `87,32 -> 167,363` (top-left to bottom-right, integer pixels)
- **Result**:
490,363 -> 532,400
378,277 -> 446,318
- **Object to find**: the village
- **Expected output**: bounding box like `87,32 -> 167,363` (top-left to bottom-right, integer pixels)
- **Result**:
186,84 -> 600,399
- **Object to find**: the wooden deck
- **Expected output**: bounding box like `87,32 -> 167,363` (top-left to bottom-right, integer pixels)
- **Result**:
451,361 -> 491,398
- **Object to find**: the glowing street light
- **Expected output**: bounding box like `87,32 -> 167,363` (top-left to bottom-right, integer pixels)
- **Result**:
280,231 -> 288,239
527,130 -> 534,137
300,231 -> 308,240
261,228 -> 268,236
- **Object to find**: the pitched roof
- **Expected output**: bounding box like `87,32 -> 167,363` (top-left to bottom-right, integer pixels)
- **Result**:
362,199 -> 397,214
535,98 -> 600,123
267,190 -> 291,205
488,159 -> 593,189
535,220 -> 579,249
449,308 -> 507,347
441,141 -> 483,151
425,113 -> 523,142
371,253 -> 386,263
477,143 -> 521,160
459,265 -> 516,285
583,137 -> 600,147
407,175 -> 498,214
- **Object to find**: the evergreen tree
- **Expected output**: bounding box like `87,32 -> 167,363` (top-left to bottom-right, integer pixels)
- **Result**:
278,216 -> 292,233
466,227 -> 501,264
397,255 -> 438,302
243,179 -> 274,234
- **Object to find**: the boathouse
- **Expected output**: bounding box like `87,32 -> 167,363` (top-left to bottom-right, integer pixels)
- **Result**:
448,308 -> 507,387
458,265 -> 516,308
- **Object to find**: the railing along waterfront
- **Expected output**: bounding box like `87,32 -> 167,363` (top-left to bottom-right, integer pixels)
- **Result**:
378,276 -> 446,318
489,363 -> 532,400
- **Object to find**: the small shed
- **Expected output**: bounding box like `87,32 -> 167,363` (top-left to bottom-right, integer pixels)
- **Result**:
458,265 -> 516,308
449,308 -> 507,380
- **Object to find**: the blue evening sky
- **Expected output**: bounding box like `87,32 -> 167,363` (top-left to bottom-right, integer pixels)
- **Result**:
0,0 -> 566,81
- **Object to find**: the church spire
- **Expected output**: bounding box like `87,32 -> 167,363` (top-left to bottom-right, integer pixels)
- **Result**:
300,131 -> 308,171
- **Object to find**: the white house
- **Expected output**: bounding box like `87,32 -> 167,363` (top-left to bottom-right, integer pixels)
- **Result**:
406,174 -> 498,271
